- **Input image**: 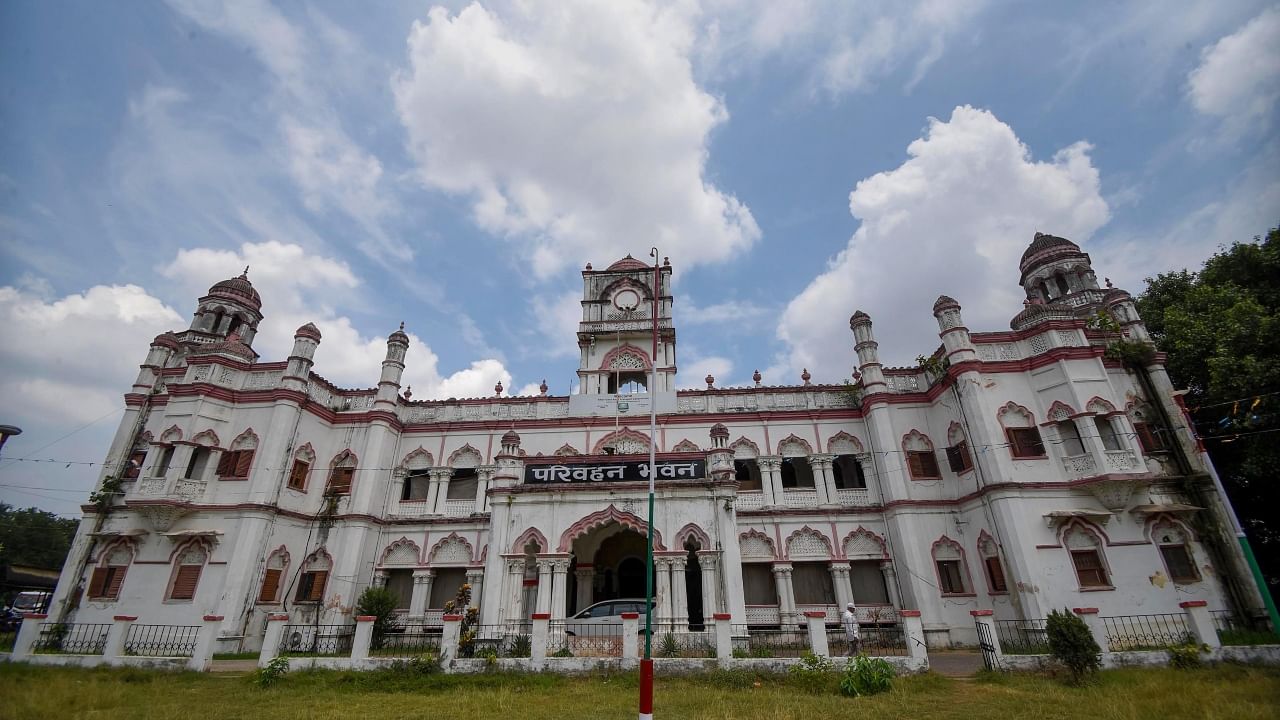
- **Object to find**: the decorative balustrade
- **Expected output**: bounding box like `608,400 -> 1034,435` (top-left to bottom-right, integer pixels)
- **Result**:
172,479 -> 207,501
277,624 -> 356,657
835,488 -> 873,506
1103,450 -> 1138,472
546,620 -> 625,658
124,624 -> 200,657
441,499 -> 476,517
1061,453 -> 1098,479
744,605 -> 780,626
781,490 -> 819,508
730,625 -> 810,658
735,492 -> 765,511
796,604 -> 839,623
137,477 -> 168,496
391,500 -> 434,518
1102,613 -> 1191,651
33,623 -> 110,655
423,610 -> 444,627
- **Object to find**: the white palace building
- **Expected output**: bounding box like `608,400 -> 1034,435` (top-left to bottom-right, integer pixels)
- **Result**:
47,234 -> 1267,650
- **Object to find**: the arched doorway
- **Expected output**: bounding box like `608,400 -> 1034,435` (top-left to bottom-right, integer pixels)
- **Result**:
566,521 -> 651,616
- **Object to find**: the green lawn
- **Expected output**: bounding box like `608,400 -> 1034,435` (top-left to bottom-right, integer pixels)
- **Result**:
0,662 -> 1276,720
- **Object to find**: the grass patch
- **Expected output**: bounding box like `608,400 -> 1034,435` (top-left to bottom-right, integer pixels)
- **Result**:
0,662 -> 1277,719
212,651 -> 260,660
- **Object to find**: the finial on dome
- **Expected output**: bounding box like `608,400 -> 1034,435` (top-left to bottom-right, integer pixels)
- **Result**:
801,368 -> 811,385
494,380 -> 504,396
1105,277 -> 1114,288
399,321 -> 405,331
585,262 -> 592,270
241,266 -> 249,279
404,385 -> 412,400
705,374 -> 715,389
539,379 -> 548,396
663,256 -> 670,266
753,369 -> 761,386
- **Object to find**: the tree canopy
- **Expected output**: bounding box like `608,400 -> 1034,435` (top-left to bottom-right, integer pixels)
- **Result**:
0,502 -> 78,571
1136,227 -> 1280,597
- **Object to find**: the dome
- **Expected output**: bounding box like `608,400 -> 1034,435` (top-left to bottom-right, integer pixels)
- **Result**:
151,331 -> 181,351
207,268 -> 262,311
932,295 -> 960,313
388,322 -> 409,345
502,429 -> 521,445
294,322 -> 322,342
606,254 -> 650,272
848,310 -> 871,328
1020,232 -> 1079,263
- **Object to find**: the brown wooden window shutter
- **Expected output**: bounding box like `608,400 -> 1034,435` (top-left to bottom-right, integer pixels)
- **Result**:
234,450 -> 254,478
328,467 -> 354,494
88,567 -> 108,599
216,451 -> 236,477
946,443 -> 972,473
105,567 -> 126,599
985,556 -> 1007,592
258,568 -> 282,602
170,565 -> 202,600
908,450 -> 940,479
288,460 -> 309,490
296,570 -> 329,602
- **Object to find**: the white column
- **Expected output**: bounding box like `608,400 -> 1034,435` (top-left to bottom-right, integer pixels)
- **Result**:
188,614 -> 223,671
372,569 -> 389,588
758,457 -> 781,506
901,610 -> 929,665
535,559 -> 554,616
506,558 -> 527,623
426,468 -> 451,514
880,561 -> 901,608
811,454 -> 835,505
622,613 -> 640,659
671,556 -> 689,627
829,562 -> 852,609
104,614 -> 136,660
258,614 -> 289,668
699,552 -> 720,620
773,563 -> 796,626
550,559 -> 570,621
410,569 -> 434,619
474,468 -> 493,513
805,611 -> 829,657
655,558 -> 673,622
1180,600 -> 1220,650
351,615 -> 376,663
440,614 -> 463,666
574,566 -> 595,614
465,568 -> 485,610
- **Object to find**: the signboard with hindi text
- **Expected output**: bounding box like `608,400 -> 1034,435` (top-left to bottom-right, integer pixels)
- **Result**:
523,459 -> 705,484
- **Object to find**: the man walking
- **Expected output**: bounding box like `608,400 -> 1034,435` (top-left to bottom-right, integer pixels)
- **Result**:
842,602 -> 861,655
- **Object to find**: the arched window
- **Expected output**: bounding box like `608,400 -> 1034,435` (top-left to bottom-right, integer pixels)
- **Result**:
167,543 -> 208,601
931,537 -> 972,595
257,548 -> 290,603
832,455 -> 866,489
88,542 -> 133,601
1064,524 -> 1111,589
732,439 -> 762,492
326,451 -> 356,495
296,551 -> 332,603
1056,420 -> 1086,456
780,458 -> 815,489
1128,401 -> 1169,453
998,403 -> 1045,459
1093,416 -> 1122,452
287,444 -> 315,492
902,431 -> 940,480
1152,520 -> 1199,584
217,430 -> 258,480
977,534 -> 1007,594
1055,273 -> 1070,297
945,424 -> 973,474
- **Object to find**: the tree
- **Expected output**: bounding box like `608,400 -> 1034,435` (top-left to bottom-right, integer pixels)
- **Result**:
354,586 -> 399,649
1136,227 -> 1280,601
0,503 -> 78,571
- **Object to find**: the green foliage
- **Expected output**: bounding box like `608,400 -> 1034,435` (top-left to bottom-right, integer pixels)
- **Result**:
253,657 -> 289,688
1046,608 -> 1101,685
1135,227 -> 1280,594
1104,340 -> 1157,367
354,586 -> 399,648
1167,641 -> 1210,670
787,652 -> 836,694
87,476 -> 124,511
916,354 -> 949,385
550,646 -> 573,658
838,655 -> 894,697
388,653 -> 440,676
507,635 -> 532,658
1217,628 -> 1280,646
658,633 -> 679,658
0,503 -> 78,576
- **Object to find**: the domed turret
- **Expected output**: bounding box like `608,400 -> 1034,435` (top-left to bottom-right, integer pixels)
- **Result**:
192,267 -> 264,344
605,254 -> 650,272
207,268 -> 262,311
294,322 -> 322,342
1018,232 -> 1098,302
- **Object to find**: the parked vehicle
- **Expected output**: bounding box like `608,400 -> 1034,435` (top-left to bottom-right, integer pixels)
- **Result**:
565,599 -> 655,636
7,591 -> 52,615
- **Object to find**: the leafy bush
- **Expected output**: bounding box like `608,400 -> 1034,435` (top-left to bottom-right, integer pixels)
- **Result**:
253,657 -> 289,688
354,586 -> 399,649
658,633 -> 679,658
508,635 -> 532,658
1168,641 -> 1210,670
551,646 -> 573,658
839,655 -> 894,697
788,652 -> 835,694
388,652 -> 439,676
1046,608 -> 1101,685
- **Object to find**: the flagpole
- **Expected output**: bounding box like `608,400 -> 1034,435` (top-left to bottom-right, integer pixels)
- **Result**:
639,247 -> 659,720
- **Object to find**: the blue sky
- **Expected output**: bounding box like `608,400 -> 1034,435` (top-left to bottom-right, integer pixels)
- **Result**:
1,1 -> 1277,517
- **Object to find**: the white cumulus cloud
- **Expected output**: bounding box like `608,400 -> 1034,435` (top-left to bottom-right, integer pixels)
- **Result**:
392,1 -> 760,278
1187,7 -> 1280,136
776,106 -> 1110,379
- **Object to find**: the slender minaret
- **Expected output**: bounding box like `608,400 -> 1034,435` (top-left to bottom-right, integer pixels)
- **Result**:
376,323 -> 410,411
282,323 -> 322,392
931,295 -> 977,365
849,311 -> 887,393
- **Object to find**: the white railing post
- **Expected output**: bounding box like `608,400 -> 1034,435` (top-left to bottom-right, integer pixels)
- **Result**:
804,611 -> 829,657
900,610 -> 929,664
351,615 -> 376,663
12,613 -> 47,661
712,613 -> 733,666
105,615 -> 137,660
530,613 -> 550,664
258,614 -> 289,668
622,612 -> 639,659
188,615 -> 223,671
1179,600 -> 1220,649
440,614 -> 463,667
1073,607 -> 1110,662
970,610 -> 1002,667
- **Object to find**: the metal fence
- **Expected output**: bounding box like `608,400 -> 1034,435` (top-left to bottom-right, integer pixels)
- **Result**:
731,625 -> 810,658
1211,610 -> 1279,646
994,619 -> 1050,655
647,622 -> 716,658
1102,614 -> 1192,651
371,626 -> 441,658
124,624 -> 200,657
278,624 -> 355,657
464,623 -> 532,658
827,625 -> 908,657
546,621 -> 626,658
33,623 -> 110,655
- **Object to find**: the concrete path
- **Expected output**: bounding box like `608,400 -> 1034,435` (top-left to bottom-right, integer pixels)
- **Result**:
928,651 -> 985,678
209,659 -> 258,674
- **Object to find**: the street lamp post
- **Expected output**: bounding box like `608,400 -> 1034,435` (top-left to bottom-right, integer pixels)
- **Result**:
639,248 -> 659,720
0,424 -> 22,454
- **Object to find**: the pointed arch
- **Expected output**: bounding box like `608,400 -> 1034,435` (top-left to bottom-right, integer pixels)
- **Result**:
997,401 -> 1036,428
511,527 -> 548,554
598,277 -> 653,303
1046,400 -> 1076,422
553,443 -> 581,457
738,528 -> 777,560
330,449 -> 358,467
671,439 -> 701,452
230,428 -> 259,451
730,436 -> 761,459
428,532 -> 475,565
841,527 -> 888,560
1086,396 -> 1118,415
674,523 -> 712,551
160,425 -> 183,443
447,444 -> 483,468
776,434 -> 813,456
401,446 -> 434,470
294,442 -> 316,463
190,429 -> 220,447
826,431 -> 864,455
785,526 -> 833,560
379,537 -> 422,566
592,427 -> 651,455
901,430 -> 933,452
946,421 -> 966,447
598,343 -> 652,370
558,504 -> 665,552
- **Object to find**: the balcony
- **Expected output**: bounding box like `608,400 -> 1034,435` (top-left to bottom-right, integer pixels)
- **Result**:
835,488 -> 873,507
780,489 -> 819,508
1103,450 -> 1139,472
736,492 -> 765,510
1061,453 -> 1098,480
390,499 -> 478,519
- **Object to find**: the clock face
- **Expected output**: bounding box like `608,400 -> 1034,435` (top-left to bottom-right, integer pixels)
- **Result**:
613,288 -> 641,311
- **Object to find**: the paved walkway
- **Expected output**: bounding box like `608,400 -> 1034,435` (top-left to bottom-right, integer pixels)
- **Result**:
209,659 -> 258,674
928,651 -> 985,678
